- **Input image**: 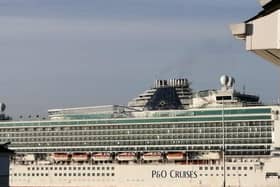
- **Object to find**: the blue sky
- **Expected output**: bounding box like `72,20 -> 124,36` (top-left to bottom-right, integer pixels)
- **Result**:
0,0 -> 279,118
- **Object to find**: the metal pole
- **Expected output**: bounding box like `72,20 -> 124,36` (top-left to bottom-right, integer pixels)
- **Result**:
222,99 -> 226,187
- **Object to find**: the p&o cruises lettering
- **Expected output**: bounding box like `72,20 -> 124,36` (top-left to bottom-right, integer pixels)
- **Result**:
152,170 -> 198,179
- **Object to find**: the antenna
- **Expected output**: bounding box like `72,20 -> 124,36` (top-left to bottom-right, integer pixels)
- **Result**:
243,85 -> 246,94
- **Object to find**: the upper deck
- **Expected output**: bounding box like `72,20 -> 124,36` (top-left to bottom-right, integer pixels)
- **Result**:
0,76 -> 279,157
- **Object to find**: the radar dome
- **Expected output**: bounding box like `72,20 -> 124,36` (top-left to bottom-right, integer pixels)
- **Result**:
227,77 -> 235,87
220,75 -> 229,86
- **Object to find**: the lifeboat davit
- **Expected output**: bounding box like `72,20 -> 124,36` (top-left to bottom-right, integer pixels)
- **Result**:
116,152 -> 137,161
142,152 -> 162,161
92,153 -> 112,161
72,153 -> 89,162
166,152 -> 185,161
51,153 -> 69,162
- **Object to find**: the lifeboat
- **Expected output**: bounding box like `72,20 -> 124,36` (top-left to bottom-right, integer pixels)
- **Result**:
50,153 -> 69,162
116,152 -> 137,161
22,154 -> 35,162
196,152 -> 221,160
166,152 -> 185,161
92,153 -> 112,161
142,152 -> 162,161
72,153 -> 89,162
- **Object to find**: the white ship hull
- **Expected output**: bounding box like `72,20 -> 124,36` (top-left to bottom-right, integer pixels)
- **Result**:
9,157 -> 280,187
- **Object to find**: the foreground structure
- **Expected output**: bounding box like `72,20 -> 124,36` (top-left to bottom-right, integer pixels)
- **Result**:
0,144 -> 14,187
231,0 -> 280,66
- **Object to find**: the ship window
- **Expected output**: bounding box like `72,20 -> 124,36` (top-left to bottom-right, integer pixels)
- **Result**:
249,167 -> 253,170
204,167 -> 208,170
244,167 -> 247,170
216,167 -> 219,170
54,173 -> 57,176
73,173 -> 76,176
68,173 -> 72,177
227,167 -> 230,170
205,174 -> 208,176
238,167 -> 242,170
232,167 -> 236,170
92,173 -> 95,176
41,173 -> 44,176
210,167 -> 214,170
199,167 -> 203,170
216,96 -> 232,101
97,173 -> 100,176
82,173 -> 86,176
37,173 -> 39,176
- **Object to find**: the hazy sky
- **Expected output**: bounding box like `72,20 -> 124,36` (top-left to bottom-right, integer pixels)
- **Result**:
0,0 -> 279,118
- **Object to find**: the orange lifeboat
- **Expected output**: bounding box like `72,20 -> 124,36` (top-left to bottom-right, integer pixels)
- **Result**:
166,152 -> 185,161
72,153 -> 89,162
92,153 -> 112,161
116,152 -> 137,161
142,152 -> 162,161
51,153 -> 69,162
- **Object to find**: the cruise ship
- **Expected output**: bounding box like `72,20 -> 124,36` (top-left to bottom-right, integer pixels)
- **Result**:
1,75 -> 280,187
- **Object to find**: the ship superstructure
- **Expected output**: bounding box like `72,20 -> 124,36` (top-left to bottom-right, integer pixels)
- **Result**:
0,76 -> 280,187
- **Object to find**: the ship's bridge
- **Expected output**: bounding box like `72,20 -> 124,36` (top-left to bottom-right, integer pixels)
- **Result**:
192,75 -> 260,108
